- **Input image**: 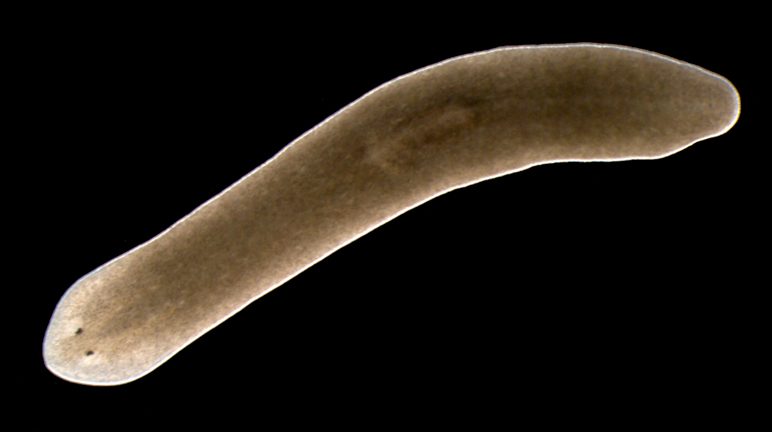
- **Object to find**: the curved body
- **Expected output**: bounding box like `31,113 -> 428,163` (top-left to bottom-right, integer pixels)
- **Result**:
44,44 -> 740,385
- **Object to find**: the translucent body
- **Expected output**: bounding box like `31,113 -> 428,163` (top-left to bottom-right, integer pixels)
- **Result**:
44,44 -> 740,385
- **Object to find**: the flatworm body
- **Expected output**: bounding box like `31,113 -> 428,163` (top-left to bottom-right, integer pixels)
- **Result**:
44,44 -> 740,385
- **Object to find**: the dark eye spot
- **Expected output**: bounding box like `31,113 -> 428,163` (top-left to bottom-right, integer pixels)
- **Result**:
85,350 -> 94,356
75,328 -> 83,335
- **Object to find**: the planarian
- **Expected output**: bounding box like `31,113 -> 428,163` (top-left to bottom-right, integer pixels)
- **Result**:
44,44 -> 740,385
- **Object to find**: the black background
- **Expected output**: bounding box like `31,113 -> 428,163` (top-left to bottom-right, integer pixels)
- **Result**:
11,4 -> 766,427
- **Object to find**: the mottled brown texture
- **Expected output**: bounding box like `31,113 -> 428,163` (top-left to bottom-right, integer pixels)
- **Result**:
43,44 -> 739,385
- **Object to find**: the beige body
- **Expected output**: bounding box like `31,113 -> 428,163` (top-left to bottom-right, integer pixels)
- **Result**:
44,44 -> 740,385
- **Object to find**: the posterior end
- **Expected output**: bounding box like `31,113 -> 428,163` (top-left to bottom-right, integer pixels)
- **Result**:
720,74 -> 741,135
696,61 -> 741,140
651,57 -> 741,160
